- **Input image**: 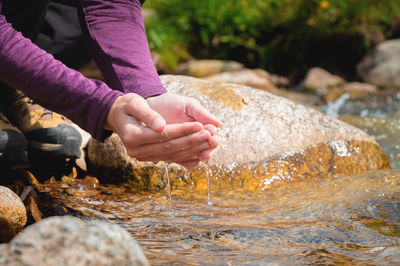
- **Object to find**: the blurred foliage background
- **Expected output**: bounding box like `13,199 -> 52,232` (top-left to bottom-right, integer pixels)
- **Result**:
144,0 -> 400,81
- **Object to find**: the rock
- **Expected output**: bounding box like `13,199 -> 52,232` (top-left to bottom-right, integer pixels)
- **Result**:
203,69 -> 279,92
176,60 -> 244,77
324,82 -> 379,102
357,39 -> 400,88
0,216 -> 149,266
271,89 -> 320,106
0,214 -> 15,243
303,67 -> 346,92
0,186 -> 26,233
88,75 -> 390,191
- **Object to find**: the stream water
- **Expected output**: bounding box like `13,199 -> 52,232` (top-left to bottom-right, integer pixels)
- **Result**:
39,93 -> 400,265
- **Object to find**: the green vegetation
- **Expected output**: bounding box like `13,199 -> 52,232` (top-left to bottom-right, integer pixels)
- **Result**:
144,0 -> 400,78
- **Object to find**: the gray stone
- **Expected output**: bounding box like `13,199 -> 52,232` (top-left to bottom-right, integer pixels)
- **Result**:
357,39 -> 400,88
0,186 -> 26,233
0,216 -> 149,266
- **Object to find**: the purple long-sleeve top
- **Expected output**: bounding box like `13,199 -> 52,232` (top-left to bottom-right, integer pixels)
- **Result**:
0,0 -> 167,141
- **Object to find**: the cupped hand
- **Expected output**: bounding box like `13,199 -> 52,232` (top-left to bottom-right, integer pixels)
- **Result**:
105,93 -> 215,167
146,92 -> 220,161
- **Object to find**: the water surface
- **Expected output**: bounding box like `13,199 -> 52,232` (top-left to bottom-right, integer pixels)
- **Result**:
40,169 -> 400,265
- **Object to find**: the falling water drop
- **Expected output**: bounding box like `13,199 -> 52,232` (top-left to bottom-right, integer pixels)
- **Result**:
164,164 -> 175,217
205,162 -> 213,206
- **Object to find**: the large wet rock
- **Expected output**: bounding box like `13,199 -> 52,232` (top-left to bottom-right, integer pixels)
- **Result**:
0,186 -> 26,233
88,75 -> 390,191
357,39 -> 400,88
0,216 -> 148,266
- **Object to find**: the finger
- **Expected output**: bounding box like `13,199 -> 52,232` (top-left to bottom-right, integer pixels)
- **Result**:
204,124 -> 217,136
207,135 -> 219,150
199,149 -> 212,161
132,130 -> 210,158
136,140 -> 210,163
125,93 -> 166,132
186,99 -> 220,127
134,122 -> 204,145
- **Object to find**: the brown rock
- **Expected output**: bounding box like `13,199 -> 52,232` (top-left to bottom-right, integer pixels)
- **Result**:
0,214 -> 15,243
0,216 -> 149,266
303,67 -> 346,92
176,60 -> 244,77
0,186 -> 26,233
204,69 -> 279,92
357,39 -> 400,88
324,82 -> 379,102
88,75 -> 390,191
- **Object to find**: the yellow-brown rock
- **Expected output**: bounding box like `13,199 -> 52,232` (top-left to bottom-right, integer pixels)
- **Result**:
176,60 -> 244,77
88,75 -> 390,191
0,186 -> 26,233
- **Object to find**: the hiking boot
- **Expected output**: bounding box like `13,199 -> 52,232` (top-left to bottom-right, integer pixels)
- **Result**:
6,90 -> 82,158
0,111 -> 28,163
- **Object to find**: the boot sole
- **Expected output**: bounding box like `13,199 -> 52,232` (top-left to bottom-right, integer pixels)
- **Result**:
25,124 -> 82,158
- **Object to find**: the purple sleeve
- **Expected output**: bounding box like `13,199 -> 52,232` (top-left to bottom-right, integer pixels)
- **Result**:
0,13 -> 123,141
80,0 -> 167,98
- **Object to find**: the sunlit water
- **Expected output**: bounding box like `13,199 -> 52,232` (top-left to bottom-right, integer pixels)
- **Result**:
37,92 -> 400,265
40,169 -> 400,265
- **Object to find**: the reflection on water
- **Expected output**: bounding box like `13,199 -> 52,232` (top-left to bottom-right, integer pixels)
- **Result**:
39,169 -> 400,265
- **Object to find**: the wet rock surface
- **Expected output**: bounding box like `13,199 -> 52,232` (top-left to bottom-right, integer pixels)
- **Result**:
88,75 -> 389,190
0,216 -> 149,266
357,39 -> 400,88
0,186 -> 26,233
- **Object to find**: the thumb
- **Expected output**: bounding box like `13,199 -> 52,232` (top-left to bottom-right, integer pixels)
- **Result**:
126,94 -> 166,132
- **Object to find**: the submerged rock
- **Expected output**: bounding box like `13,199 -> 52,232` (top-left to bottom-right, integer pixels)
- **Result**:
0,216 -> 149,266
357,39 -> 400,88
176,60 -> 244,77
88,75 -> 390,191
0,186 -> 26,233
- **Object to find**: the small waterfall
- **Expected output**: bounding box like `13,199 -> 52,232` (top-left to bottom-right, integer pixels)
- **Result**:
324,93 -> 350,118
